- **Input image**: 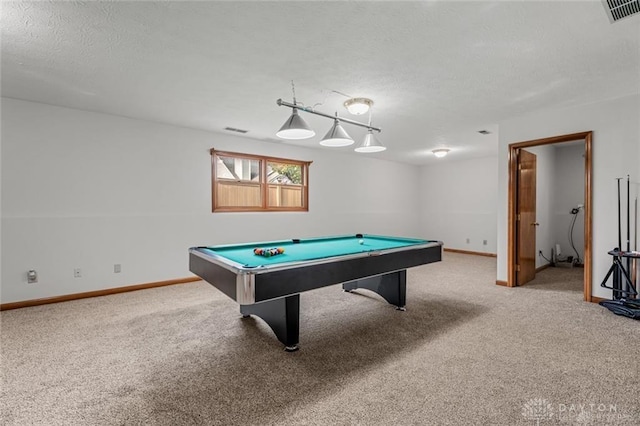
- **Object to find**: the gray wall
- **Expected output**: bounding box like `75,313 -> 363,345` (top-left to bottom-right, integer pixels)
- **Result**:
1,98 -> 422,303
419,156 -> 498,254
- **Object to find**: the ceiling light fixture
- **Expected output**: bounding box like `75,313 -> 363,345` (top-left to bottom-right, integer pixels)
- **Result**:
275,107 -> 315,139
320,115 -> 354,147
344,98 -> 373,115
355,109 -> 386,152
276,81 -> 385,153
432,149 -> 450,158
355,129 -> 386,153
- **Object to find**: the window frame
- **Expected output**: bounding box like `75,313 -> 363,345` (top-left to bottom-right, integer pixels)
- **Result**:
211,149 -> 311,213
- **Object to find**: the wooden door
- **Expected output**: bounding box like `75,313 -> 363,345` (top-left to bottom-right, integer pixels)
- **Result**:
517,149 -> 537,285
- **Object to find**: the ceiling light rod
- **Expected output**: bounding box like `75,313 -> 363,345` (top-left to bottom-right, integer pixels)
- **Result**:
276,99 -> 381,133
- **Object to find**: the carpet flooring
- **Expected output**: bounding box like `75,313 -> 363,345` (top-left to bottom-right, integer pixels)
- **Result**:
1,253 -> 639,425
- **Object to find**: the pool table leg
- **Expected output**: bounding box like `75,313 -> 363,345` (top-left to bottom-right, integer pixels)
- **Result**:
240,294 -> 300,352
342,270 -> 407,310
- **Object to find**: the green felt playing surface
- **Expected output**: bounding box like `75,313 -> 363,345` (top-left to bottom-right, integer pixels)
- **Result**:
202,235 -> 429,268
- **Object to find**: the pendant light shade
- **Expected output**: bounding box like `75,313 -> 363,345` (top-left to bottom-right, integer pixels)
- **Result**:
276,108 -> 315,140
276,84 -> 384,153
355,130 -> 386,153
320,119 -> 354,147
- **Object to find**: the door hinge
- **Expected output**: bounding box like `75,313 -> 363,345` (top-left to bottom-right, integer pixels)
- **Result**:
518,164 -> 522,171
516,264 -> 521,272
517,214 -> 521,221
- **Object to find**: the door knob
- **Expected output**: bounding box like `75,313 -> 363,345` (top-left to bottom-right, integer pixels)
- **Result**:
531,222 -> 539,226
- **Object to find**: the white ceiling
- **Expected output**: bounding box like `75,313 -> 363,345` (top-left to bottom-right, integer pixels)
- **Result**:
2,1 -> 639,165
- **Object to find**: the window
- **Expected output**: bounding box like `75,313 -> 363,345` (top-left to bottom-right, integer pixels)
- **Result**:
211,149 -> 310,212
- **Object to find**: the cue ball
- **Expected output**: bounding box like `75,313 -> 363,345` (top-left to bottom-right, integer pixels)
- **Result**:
359,239 -> 364,245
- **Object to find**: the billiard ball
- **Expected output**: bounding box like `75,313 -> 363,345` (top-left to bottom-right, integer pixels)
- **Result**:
359,239 -> 364,245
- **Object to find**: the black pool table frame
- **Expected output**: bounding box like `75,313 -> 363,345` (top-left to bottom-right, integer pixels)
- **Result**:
189,239 -> 442,351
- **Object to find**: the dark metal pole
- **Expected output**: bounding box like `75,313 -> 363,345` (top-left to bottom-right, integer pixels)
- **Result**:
633,195 -> 638,250
634,196 -> 638,299
615,178 -> 622,299
627,175 -> 631,251
617,178 -> 622,249
627,176 -> 631,288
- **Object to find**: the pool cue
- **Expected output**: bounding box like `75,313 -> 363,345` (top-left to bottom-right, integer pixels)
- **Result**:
626,175 -> 631,295
632,196 -> 638,298
617,178 -> 622,250
614,178 -> 622,299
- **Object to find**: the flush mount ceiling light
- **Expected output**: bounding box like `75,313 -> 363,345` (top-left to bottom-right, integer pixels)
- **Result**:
343,98 -> 373,115
276,81 -> 385,153
432,149 -> 450,158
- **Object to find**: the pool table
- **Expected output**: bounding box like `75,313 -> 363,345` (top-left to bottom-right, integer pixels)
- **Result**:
189,234 -> 442,351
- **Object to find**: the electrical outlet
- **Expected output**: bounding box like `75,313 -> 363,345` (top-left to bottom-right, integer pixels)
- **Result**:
74,268 -> 82,278
466,238 -> 470,244
27,270 -> 38,284
114,264 -> 121,273
483,240 -> 487,245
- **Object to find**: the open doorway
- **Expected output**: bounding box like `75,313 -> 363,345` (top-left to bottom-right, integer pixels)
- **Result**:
506,131 -> 593,301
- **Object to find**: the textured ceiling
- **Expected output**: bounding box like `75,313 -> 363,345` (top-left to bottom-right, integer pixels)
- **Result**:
2,1 -> 639,165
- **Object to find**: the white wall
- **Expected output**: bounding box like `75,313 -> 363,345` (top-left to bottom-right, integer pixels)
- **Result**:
1,98 -> 422,304
523,145 -> 553,268
553,144 -> 585,263
497,94 -> 640,298
419,156 -> 497,254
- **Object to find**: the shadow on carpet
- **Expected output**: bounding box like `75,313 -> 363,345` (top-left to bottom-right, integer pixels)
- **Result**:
132,295 -> 487,425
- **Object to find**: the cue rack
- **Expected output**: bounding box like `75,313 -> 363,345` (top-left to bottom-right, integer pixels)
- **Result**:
599,175 -> 640,319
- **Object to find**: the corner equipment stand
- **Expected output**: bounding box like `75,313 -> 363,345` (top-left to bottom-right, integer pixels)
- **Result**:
600,249 -> 638,300
600,176 -> 640,319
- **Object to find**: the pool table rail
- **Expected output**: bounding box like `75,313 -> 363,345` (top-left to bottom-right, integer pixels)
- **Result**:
190,238 -> 441,275
189,240 -> 442,305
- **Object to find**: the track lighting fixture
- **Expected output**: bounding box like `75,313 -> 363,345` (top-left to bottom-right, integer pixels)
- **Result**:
276,82 -> 385,153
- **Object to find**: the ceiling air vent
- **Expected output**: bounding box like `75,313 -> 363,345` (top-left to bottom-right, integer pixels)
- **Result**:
224,127 -> 248,134
602,0 -> 640,23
